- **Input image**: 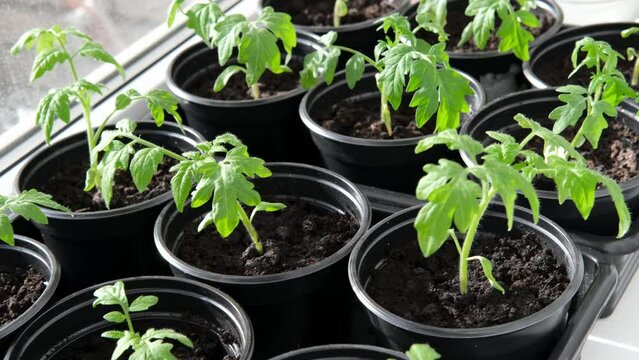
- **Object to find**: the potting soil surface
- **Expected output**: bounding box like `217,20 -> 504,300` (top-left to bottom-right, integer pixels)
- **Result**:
0,266 -> 45,328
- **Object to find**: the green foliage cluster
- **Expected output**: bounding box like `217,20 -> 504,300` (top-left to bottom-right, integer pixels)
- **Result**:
301,14 -> 475,136
93,281 -> 193,360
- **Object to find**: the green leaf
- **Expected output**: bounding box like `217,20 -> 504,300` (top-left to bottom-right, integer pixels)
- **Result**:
415,129 -> 484,159
621,27 -> 639,38
214,65 -> 245,92
171,161 -> 197,212
377,43 -> 413,110
97,141 -> 135,208
103,311 -> 126,323
213,14 -> 248,65
130,148 -> 165,192
496,10 -> 535,61
30,47 -> 68,81
549,86 -> 588,134
129,295 -> 158,312
101,330 -> 125,339
77,41 -> 125,79
167,0 -> 185,27
135,340 -> 176,360
414,160 -> 481,256
596,174 -> 631,238
258,6 -> 296,55
8,189 -> 69,214
11,28 -> 48,55
143,90 -> 183,127
142,328 -> 193,348
93,281 -> 127,307
239,27 -> 282,85
344,54 -> 365,88
112,331 -> 137,360
578,100 -> 616,149
253,201 -> 286,213
435,67 -> 473,131
185,2 -> 223,47
415,0 -> 449,42
35,87 -> 74,143
0,216 -> 14,246
405,343 -> 441,360
469,256 -> 505,294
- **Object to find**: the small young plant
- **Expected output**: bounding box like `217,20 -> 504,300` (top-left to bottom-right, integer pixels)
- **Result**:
458,0 -> 541,61
333,0 -> 349,27
0,190 -> 69,246
167,1 -> 296,99
95,122 -> 285,255
549,37 -> 637,150
11,26 -> 182,208
405,344 -> 441,360
93,281 -> 193,359
621,27 -> 639,87
301,14 -> 475,136
414,115 -> 630,295
415,0 -> 449,43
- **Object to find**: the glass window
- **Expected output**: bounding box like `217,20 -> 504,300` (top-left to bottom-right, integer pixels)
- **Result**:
0,0 -> 178,136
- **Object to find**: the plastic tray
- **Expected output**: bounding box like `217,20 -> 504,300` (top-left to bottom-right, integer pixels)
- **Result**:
356,184 -> 618,360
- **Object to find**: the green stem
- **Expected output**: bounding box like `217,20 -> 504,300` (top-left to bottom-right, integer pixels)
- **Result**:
118,134 -> 187,162
122,305 -> 135,334
334,46 -> 382,71
380,94 -> 393,136
333,1 -> 342,27
519,132 -> 536,150
633,59 -> 639,87
250,83 -> 260,100
459,188 -> 496,295
449,229 -> 462,255
237,203 -> 263,255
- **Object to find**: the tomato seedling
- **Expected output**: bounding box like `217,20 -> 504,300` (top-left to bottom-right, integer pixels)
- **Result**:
414,115 -> 629,295
0,190 -> 69,246
405,344 -> 441,360
621,27 -> 639,87
333,0 -> 349,27
93,281 -> 193,360
167,0 -> 296,99
301,14 -> 474,136
96,122 -> 284,255
549,37 -> 637,149
11,26 -> 182,208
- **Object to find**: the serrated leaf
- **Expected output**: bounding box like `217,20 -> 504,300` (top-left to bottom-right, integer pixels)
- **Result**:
496,11 -> 535,61
436,68 -> 473,131
415,129 -> 484,159
258,6 -> 296,55
239,27 -> 282,85
30,47 -> 68,81
113,331 -> 137,360
596,174 -> 631,238
549,87 -> 587,134
171,161 -> 196,212
167,0 -> 185,27
129,295 -> 158,312
101,330 -> 125,339
214,65 -> 245,92
253,201 -> 286,213
77,42 -> 125,79
11,28 -> 48,55
142,328 -> 194,348
98,141 -> 134,208
143,90 -> 182,127
93,281 -> 127,307
213,14 -> 248,65
186,2 -> 223,47
130,148 -> 164,192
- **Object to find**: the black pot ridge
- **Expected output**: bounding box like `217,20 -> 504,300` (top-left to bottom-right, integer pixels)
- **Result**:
269,344 -> 406,360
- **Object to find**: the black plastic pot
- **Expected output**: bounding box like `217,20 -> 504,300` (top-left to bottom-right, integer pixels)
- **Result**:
155,163 -> 372,359
299,67 -> 485,194
260,0 -> 412,57
0,236 -> 59,353
348,203 -> 584,360
5,276 -> 253,359
14,121 -> 204,292
459,88 -> 639,239
166,31 -> 321,163
524,22 -> 639,89
270,344 -> 406,360
408,0 -> 563,101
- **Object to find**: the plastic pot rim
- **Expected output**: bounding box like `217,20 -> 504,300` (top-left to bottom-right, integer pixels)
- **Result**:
523,22 -> 639,89
154,162 -> 372,286
348,203 -> 584,339
299,66 -> 486,147
13,121 -> 204,220
268,343 -> 406,360
0,235 -> 60,339
459,87 -> 639,200
165,30 -> 321,108
259,0 -> 413,34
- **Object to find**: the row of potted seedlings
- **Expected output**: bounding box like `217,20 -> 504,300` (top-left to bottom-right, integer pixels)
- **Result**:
2,0 -> 638,359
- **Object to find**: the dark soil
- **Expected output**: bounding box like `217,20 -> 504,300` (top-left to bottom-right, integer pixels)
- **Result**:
319,97 -> 434,139
367,227 -> 570,328
177,198 -> 359,276
270,0 -> 400,27
185,57 -> 303,101
418,4 -> 555,54
49,318 -> 238,360
40,158 -> 175,212
518,119 -> 639,188
0,266 -> 45,328
536,47 -> 638,89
